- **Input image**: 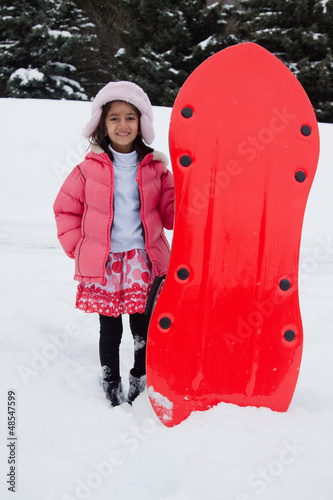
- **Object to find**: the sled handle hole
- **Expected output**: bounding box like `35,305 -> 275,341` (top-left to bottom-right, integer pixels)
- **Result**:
159,317 -> 172,330
177,267 -> 190,281
180,155 -> 192,167
279,279 -> 291,291
284,329 -> 296,342
181,106 -> 193,118
301,125 -> 312,136
295,170 -> 306,183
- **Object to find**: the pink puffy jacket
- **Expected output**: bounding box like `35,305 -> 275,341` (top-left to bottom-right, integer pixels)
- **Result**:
53,144 -> 174,285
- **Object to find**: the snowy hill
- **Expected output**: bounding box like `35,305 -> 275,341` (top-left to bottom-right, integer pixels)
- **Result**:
1,98 -> 333,500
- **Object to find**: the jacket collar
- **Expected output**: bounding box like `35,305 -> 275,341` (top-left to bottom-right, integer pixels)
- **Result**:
90,142 -> 105,155
90,142 -> 169,167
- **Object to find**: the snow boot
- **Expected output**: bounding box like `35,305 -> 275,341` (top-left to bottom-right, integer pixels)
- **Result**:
101,367 -> 125,407
127,370 -> 147,404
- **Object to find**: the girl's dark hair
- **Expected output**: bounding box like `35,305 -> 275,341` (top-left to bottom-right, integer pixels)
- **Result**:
89,100 -> 153,161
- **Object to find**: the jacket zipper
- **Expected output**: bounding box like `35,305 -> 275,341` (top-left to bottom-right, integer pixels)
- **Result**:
76,166 -> 87,277
104,161 -> 114,273
137,163 -> 168,276
160,232 -> 171,253
137,166 -> 147,242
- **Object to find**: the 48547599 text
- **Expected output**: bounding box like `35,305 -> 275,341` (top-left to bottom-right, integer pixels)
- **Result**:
7,390 -> 17,493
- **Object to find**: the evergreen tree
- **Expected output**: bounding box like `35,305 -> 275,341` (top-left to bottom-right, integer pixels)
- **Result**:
114,0 -> 235,106
72,0 -> 127,98
0,0 -> 92,99
237,0 -> 333,121
317,0 -> 333,120
325,0 -> 333,43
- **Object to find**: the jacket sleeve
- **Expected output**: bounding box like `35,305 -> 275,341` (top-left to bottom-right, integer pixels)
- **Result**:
158,167 -> 175,230
53,166 -> 85,258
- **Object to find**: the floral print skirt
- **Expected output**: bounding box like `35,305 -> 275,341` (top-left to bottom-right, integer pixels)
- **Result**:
75,249 -> 154,317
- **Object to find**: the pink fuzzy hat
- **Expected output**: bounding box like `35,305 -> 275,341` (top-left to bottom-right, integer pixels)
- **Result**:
82,81 -> 155,144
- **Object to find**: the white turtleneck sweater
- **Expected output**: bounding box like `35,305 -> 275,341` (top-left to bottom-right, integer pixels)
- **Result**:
109,146 -> 145,253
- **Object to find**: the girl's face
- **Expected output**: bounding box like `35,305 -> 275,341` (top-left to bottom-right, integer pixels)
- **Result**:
104,101 -> 139,153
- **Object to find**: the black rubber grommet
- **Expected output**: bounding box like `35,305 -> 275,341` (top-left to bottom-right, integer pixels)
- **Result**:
159,317 -> 172,330
177,268 -> 189,280
279,279 -> 291,291
301,125 -> 312,136
295,170 -> 306,183
284,330 -> 296,342
181,107 -> 193,118
180,155 -> 192,167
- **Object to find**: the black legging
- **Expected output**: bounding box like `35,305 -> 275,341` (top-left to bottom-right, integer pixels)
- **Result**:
99,313 -> 150,381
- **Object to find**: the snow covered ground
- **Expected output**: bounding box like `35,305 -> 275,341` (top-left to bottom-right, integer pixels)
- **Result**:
1,98 -> 333,500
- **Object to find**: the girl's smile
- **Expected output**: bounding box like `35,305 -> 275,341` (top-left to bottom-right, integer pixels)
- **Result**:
105,101 -> 139,153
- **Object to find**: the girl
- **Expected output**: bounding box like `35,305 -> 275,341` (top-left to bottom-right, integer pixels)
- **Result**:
53,81 -> 174,407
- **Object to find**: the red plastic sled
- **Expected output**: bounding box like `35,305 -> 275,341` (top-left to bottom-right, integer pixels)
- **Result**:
146,43 -> 320,427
